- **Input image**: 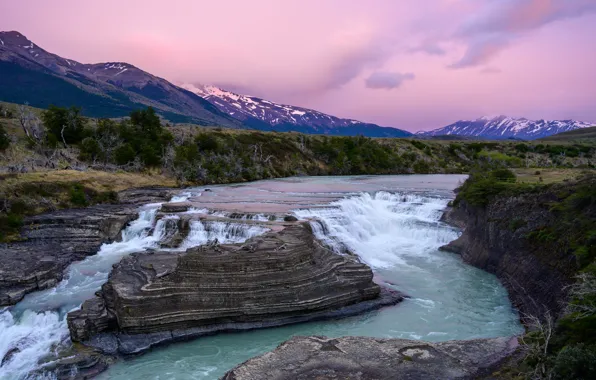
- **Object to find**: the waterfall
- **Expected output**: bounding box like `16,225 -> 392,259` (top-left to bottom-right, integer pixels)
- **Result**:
0,195 -> 272,379
293,191 -> 459,268
180,221 -> 270,249
0,205 -> 163,380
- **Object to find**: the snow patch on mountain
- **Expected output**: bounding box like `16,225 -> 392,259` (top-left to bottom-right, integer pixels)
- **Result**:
418,115 -> 593,140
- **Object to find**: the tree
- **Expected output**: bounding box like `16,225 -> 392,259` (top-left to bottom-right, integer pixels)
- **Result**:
18,103 -> 44,143
41,105 -> 87,147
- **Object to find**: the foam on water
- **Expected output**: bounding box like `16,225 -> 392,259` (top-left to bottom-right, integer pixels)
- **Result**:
294,191 -> 457,268
0,206 -> 164,379
0,194 -> 271,379
180,221 -> 270,249
0,177 -> 523,380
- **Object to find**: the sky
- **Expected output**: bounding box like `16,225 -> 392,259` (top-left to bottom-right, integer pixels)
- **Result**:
1,0 -> 595,132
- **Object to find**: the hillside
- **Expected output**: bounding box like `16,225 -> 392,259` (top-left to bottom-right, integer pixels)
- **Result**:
181,84 -> 411,137
0,31 -> 241,127
541,126 -> 596,142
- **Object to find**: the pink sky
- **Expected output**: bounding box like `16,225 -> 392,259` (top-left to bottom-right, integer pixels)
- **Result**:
1,0 -> 595,131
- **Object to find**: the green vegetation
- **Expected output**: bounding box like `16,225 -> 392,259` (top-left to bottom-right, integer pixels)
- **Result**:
0,170 -> 175,242
457,170 -> 596,379
0,123 -> 9,151
1,102 -> 595,243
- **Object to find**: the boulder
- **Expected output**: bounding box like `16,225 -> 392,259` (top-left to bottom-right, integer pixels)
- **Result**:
222,335 -> 520,380
68,224 -> 403,355
160,202 -> 192,213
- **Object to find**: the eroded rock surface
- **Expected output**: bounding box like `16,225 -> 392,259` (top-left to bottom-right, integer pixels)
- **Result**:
0,188 -> 173,306
441,189 -> 576,318
68,224 -> 403,355
222,335 -> 519,380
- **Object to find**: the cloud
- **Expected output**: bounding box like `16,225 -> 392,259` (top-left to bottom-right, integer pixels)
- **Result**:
449,33 -> 510,68
317,26 -> 394,92
365,71 -> 415,90
409,40 -> 446,56
451,0 -> 596,68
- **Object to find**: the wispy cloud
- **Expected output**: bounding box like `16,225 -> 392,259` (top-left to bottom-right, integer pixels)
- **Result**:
451,0 -> 596,68
365,71 -> 415,90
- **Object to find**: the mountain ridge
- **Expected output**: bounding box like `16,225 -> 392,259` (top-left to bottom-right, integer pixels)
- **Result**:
0,31 -> 242,127
417,115 -> 593,140
181,83 -> 412,137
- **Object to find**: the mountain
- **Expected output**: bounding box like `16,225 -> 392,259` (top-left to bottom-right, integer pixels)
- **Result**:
418,115 -> 593,140
0,31 -> 241,127
541,126 -> 596,142
181,84 -> 412,137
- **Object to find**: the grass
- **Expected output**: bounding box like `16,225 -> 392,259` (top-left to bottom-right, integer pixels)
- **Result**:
0,169 -> 176,194
0,170 -> 177,241
513,168 -> 589,184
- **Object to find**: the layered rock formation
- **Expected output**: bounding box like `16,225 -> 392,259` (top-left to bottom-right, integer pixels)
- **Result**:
222,335 -> 520,380
0,187 -> 173,306
67,224 -> 403,355
441,187 -> 577,318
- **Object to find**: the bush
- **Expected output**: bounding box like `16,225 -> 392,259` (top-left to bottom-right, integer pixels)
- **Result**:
42,105 -> 87,146
69,184 -> 88,206
79,137 -> 102,161
0,123 -> 9,151
114,144 -> 136,165
552,344 -> 596,380
490,168 -> 516,182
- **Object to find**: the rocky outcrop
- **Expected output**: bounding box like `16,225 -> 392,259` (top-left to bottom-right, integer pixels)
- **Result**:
0,205 -> 137,305
0,187 -> 173,306
67,224 -> 403,355
441,190 -> 577,318
222,335 -> 520,380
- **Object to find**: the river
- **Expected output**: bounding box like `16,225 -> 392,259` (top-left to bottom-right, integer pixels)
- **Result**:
0,175 -> 524,379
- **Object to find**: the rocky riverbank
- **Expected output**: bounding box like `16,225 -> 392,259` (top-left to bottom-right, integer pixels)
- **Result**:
222,335 -> 520,379
440,182 -> 580,318
67,222 -> 404,356
0,188 -> 175,306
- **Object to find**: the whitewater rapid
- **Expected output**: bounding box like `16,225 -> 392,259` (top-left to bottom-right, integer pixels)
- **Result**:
0,193 -> 270,380
0,175 -> 523,380
294,191 -> 457,268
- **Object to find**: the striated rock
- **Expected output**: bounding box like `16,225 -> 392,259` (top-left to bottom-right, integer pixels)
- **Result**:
68,224 -> 403,355
160,202 -> 192,213
0,205 -> 137,306
222,335 -> 520,380
443,188 -> 578,318
117,187 -> 175,205
0,188 -> 174,306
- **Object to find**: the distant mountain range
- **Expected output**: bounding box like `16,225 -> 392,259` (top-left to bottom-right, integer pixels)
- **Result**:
0,31 -> 241,127
180,84 -> 411,137
417,116 -> 593,140
0,31 -> 592,140
0,31 -> 410,137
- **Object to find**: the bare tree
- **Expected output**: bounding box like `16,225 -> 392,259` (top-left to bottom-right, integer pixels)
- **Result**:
519,311 -> 555,380
565,273 -> 596,320
17,103 -> 44,143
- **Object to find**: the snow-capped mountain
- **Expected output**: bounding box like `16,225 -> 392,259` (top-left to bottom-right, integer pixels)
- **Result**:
181,84 -> 411,137
418,115 -> 593,140
0,31 -> 241,127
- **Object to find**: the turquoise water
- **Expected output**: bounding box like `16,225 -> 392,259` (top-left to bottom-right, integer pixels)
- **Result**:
100,175 -> 523,380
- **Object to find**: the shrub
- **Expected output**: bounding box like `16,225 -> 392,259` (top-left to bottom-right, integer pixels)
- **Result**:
42,105 -> 87,146
552,344 -> 596,380
69,184 -> 88,206
0,123 -> 9,151
114,144 -> 136,165
490,168 -> 516,182
79,137 -> 102,161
